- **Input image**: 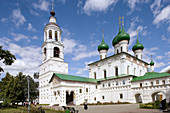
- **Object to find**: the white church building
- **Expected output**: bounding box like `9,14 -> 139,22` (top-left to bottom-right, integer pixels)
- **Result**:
39,7 -> 170,106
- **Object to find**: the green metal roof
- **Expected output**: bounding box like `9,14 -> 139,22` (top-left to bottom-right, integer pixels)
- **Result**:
132,37 -> 144,51
98,38 -> 109,51
131,72 -> 170,82
117,27 -> 130,43
51,73 -> 99,83
112,28 -> 121,46
150,59 -> 155,66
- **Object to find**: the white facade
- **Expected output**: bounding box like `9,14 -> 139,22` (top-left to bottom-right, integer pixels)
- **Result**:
39,9 -> 170,106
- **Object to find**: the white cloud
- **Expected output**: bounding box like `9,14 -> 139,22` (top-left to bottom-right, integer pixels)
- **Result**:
155,62 -> 166,68
11,33 -> 29,42
32,36 -> 38,39
27,23 -> 36,32
63,38 -> 77,54
165,51 -> 170,57
1,18 -> 8,22
72,51 -> 98,61
1,42 -> 41,76
150,47 -> 158,51
33,0 -> 50,11
150,0 -> 162,17
83,0 -> 118,15
161,35 -> 170,44
153,5 -> 170,25
30,10 -> 39,16
125,0 -> 148,15
76,61 -> 92,75
156,56 -> 163,60
12,9 -> 26,26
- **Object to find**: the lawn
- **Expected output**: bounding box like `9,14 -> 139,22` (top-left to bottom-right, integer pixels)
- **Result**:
0,107 -> 65,113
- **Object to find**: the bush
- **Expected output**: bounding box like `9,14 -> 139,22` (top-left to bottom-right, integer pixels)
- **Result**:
140,101 -> 161,109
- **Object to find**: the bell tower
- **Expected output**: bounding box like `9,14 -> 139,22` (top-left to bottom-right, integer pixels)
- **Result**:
39,1 -> 68,105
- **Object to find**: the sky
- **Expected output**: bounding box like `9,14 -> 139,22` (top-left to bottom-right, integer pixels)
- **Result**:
0,0 -> 170,78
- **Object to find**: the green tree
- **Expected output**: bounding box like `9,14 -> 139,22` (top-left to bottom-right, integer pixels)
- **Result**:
0,46 -> 16,73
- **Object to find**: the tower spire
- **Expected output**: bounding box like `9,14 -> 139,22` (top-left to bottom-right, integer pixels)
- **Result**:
121,17 -> 124,31
50,0 -> 55,16
102,29 -> 104,39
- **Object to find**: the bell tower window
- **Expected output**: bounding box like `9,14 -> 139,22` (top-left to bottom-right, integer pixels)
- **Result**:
55,31 -> 58,41
44,48 -> 46,60
54,47 -> 60,57
115,66 -> 118,76
104,70 -> 106,79
49,30 -> 52,39
121,47 -> 123,52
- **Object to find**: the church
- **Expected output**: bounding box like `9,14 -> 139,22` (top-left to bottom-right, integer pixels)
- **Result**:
39,6 -> 170,106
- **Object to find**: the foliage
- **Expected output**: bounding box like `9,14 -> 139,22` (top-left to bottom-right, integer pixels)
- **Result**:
0,72 -> 39,106
0,46 -> 16,73
139,101 -> 161,109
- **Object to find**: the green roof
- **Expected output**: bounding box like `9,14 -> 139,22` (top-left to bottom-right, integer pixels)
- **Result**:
150,59 -> 154,66
117,27 -> 130,43
131,72 -> 170,82
112,28 -> 121,46
98,38 -> 109,51
51,73 -> 99,83
132,37 -> 144,51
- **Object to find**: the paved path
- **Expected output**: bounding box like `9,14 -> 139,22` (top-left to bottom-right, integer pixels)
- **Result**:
68,104 -> 163,113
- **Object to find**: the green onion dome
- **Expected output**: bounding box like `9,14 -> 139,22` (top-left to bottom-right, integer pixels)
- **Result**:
117,27 -> 130,43
112,28 -> 121,46
150,59 -> 154,66
98,38 -> 109,51
132,37 -> 144,51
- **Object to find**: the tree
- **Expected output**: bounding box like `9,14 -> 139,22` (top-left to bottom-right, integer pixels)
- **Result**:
0,46 -> 16,73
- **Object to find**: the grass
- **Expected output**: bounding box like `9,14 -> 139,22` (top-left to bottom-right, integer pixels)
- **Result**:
0,107 -> 65,113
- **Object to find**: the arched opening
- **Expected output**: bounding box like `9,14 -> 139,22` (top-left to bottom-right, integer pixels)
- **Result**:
117,49 -> 119,54
121,46 -> 123,52
151,91 -> 165,103
55,31 -> 58,41
54,47 -> 60,57
94,72 -> 96,79
135,94 -> 142,103
134,68 -> 136,75
104,70 -> 106,79
43,48 -> 46,60
127,66 -> 130,75
66,91 -> 75,105
120,94 -> 123,99
49,30 -> 52,39
115,67 -> 118,76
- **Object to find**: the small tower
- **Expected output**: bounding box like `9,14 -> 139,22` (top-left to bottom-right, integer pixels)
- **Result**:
117,17 -> 130,53
112,17 -> 130,54
132,29 -> 144,59
150,55 -> 155,72
98,30 -> 109,60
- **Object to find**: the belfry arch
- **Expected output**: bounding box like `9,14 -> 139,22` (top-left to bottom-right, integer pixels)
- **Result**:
135,93 -> 142,103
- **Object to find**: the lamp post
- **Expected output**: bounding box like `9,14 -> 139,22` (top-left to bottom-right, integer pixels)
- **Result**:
27,77 -> 30,113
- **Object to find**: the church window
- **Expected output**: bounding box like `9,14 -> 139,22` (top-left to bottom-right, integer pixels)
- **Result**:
108,83 -> 110,87
122,80 -> 125,85
162,80 -> 165,85
55,31 -> 58,41
54,47 -> 60,57
44,48 -> 46,60
151,82 -> 153,86
104,70 -> 107,79
140,70 -> 142,76
96,85 -> 97,89
103,84 -> 105,87
134,68 -> 136,75
127,66 -> 129,75
100,55 -> 102,60
120,94 -> 123,99
140,83 -> 142,88
117,49 -> 119,54
94,97 -> 96,101
116,81 -> 118,86
156,80 -> 159,84
94,72 -> 96,79
115,67 -> 118,76
102,96 -> 105,100
136,55 -> 138,58
49,30 -> 52,39
121,46 -> 123,52
79,89 -> 82,93
86,88 -> 88,92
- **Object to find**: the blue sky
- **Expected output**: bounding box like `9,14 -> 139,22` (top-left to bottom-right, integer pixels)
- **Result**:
0,0 -> 169,78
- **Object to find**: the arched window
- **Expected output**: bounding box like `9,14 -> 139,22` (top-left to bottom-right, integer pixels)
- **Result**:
117,49 -> 119,54
44,48 -> 46,60
134,68 -> 136,75
104,70 -> 106,79
54,47 -> 60,57
49,30 -> 52,39
86,88 -> 88,92
115,66 -> 118,76
121,46 -> 123,52
55,31 -> 58,41
94,72 -> 96,79
140,70 -> 142,76
127,66 -> 130,75
79,89 -> 82,93
120,94 -> 123,99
